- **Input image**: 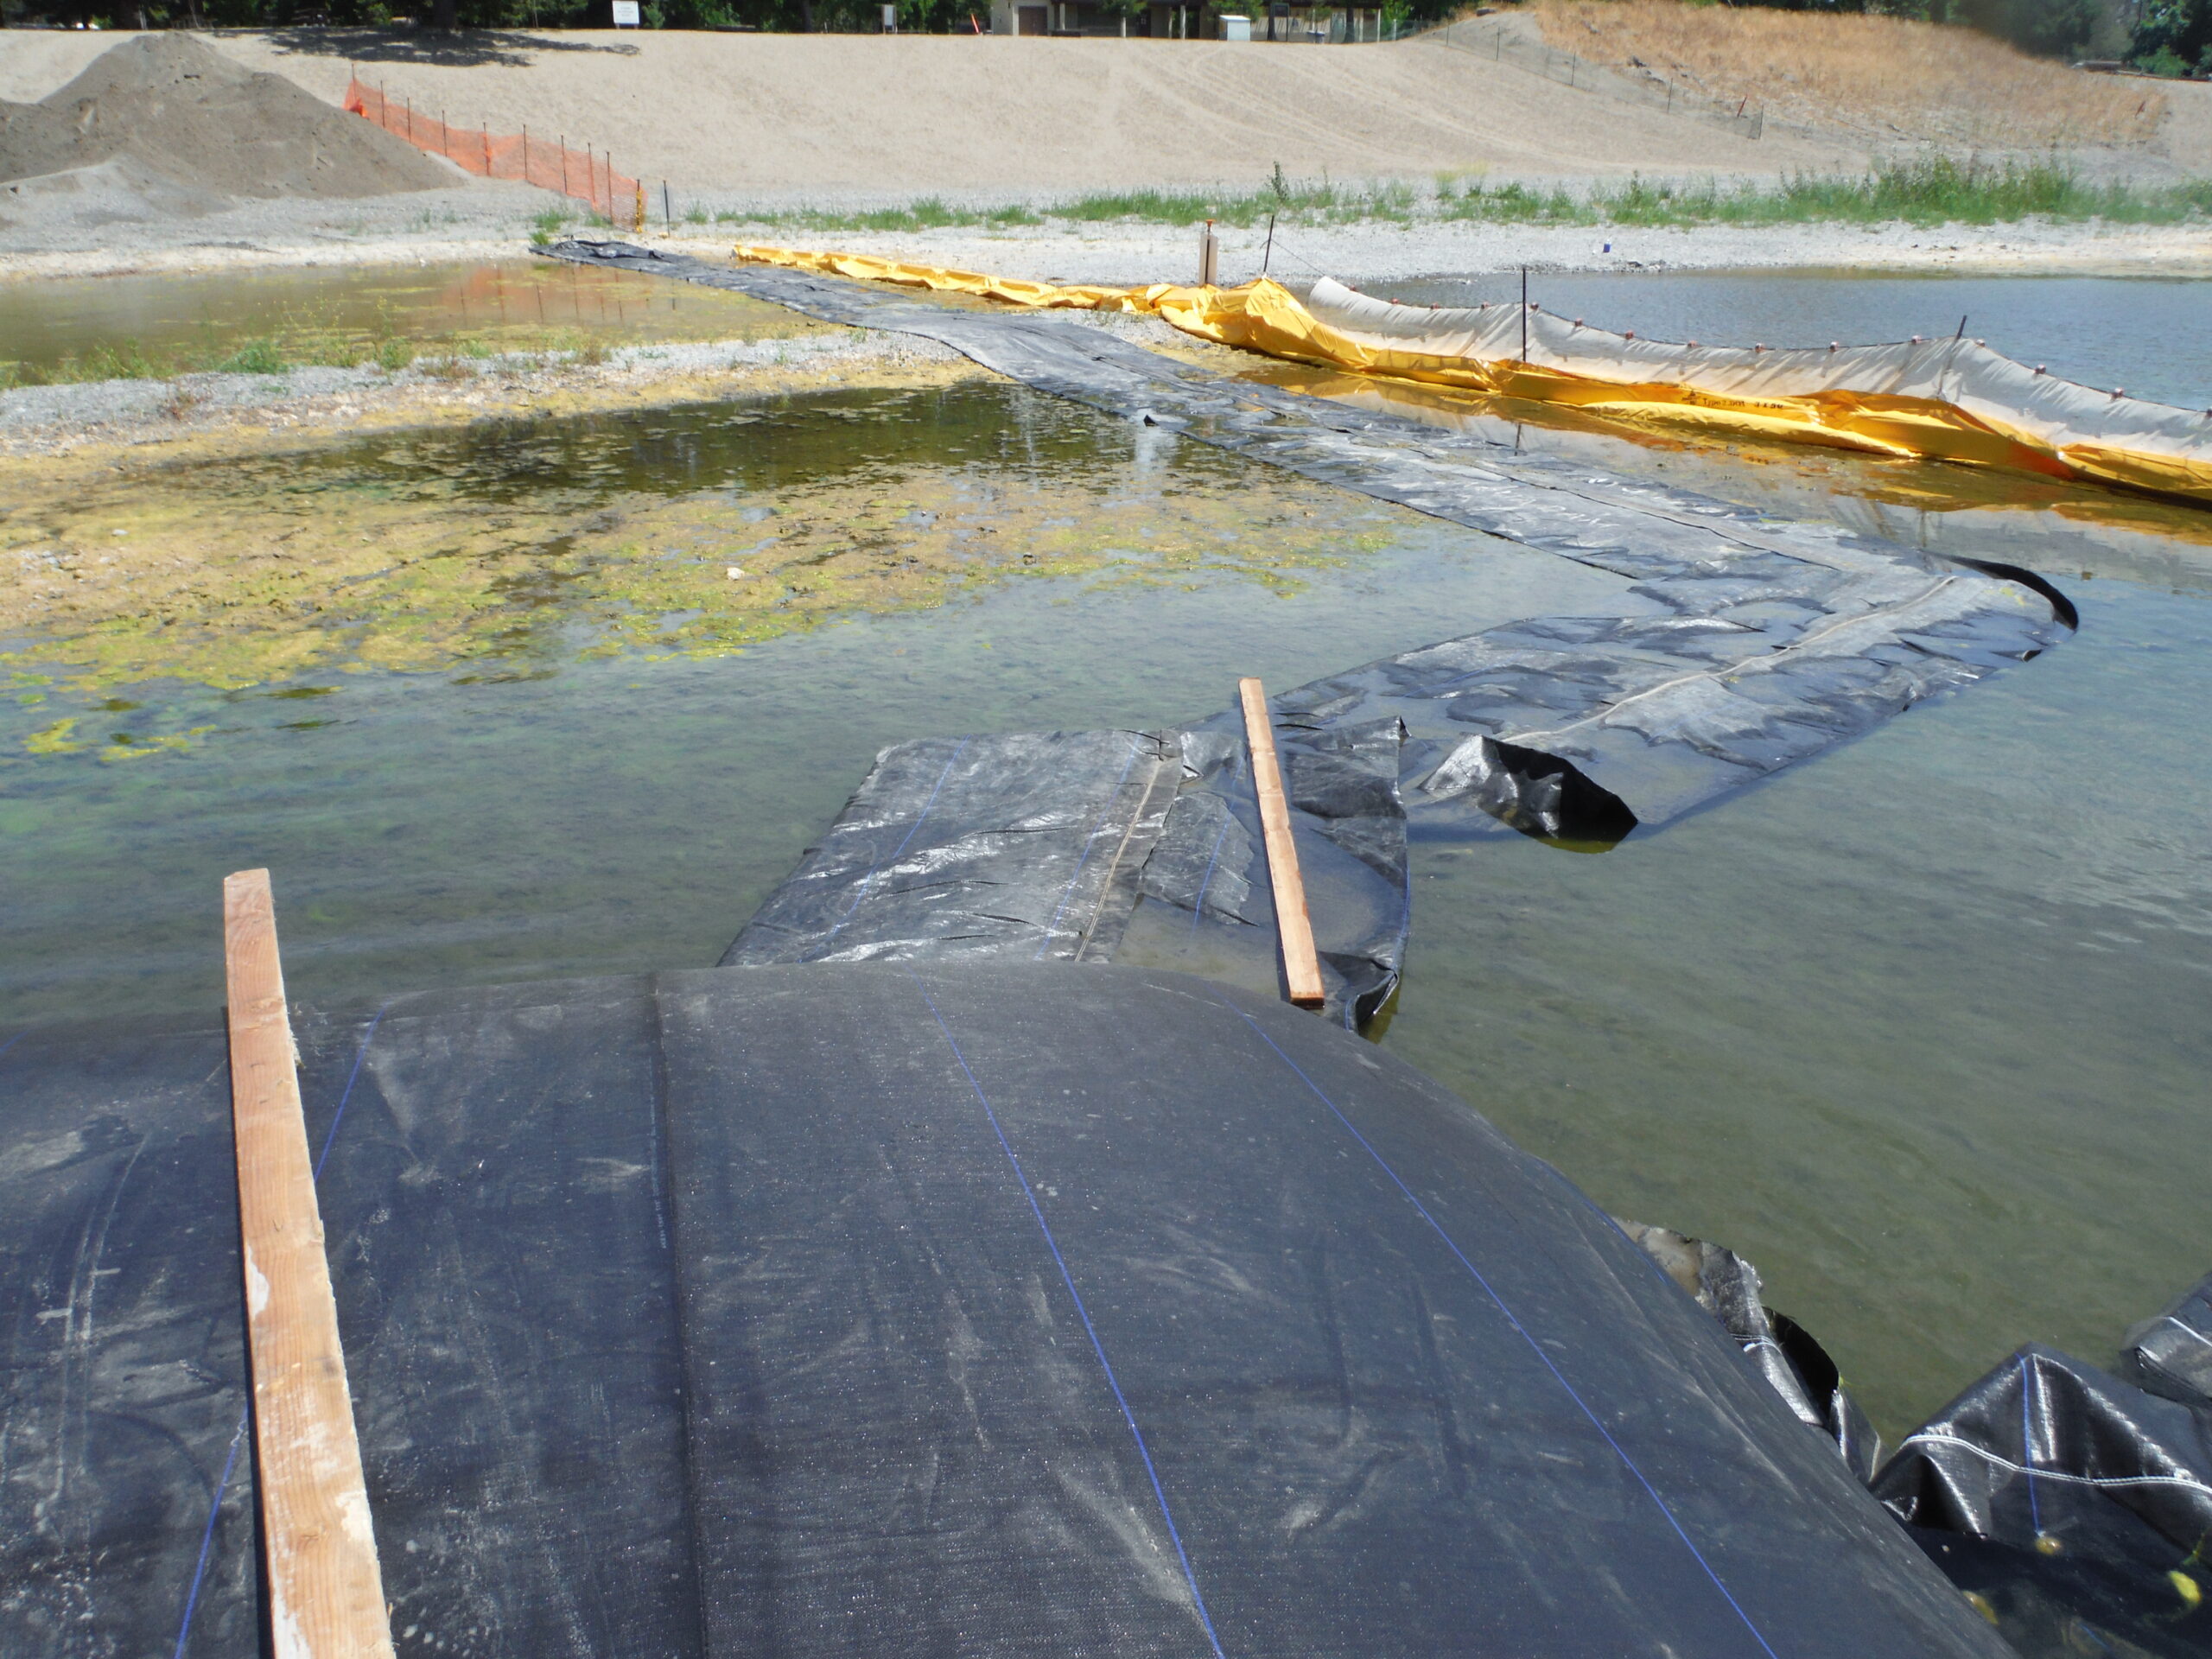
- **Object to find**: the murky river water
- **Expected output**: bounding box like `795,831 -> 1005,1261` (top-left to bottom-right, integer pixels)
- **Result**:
1,265 -> 2206,1438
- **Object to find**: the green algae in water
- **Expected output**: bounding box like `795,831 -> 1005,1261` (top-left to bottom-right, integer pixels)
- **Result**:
0,384 -> 1415,703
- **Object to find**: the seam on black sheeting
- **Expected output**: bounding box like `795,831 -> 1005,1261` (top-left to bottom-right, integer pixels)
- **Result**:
1075,736 -> 1179,963
646,975 -> 714,1659
1211,991 -> 1785,1659
170,1411 -> 246,1659
1033,731 -> 1146,961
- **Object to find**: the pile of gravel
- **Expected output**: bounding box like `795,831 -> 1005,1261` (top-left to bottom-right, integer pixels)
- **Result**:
0,33 -> 450,223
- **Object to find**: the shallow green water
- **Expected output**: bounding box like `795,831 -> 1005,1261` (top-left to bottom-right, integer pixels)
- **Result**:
0,258 -> 821,380
2,350 -> 2209,1441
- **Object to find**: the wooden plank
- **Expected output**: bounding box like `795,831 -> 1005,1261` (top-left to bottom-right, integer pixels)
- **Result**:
1237,678 -> 1327,1011
223,869 -> 397,1659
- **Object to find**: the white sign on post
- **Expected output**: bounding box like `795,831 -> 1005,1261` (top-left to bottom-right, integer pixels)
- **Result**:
612,1 -> 641,24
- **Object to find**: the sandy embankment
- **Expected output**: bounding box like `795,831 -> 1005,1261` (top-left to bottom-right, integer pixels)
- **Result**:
3,27 -> 2209,284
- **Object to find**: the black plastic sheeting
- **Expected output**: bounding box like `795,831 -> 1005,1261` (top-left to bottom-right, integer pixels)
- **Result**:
726,731 -> 1181,968
1872,1277 -> 2212,1658
2,963 -> 2017,1659
1615,1219 -> 1885,1485
725,713 -> 1412,1028
540,239 -> 2075,845
2122,1268 -> 2212,1409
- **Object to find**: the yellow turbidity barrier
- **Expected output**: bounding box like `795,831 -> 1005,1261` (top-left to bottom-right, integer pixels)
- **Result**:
733,245 -> 2212,507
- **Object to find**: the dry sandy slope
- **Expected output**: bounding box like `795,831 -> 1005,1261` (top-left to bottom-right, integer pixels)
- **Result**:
1,29 -> 1864,194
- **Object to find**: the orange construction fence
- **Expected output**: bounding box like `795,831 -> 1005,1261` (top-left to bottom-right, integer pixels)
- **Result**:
345,78 -> 643,226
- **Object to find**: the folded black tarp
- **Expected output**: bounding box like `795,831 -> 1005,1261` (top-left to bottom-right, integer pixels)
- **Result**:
1872,1274 -> 2212,1658
2,963 -> 2011,1658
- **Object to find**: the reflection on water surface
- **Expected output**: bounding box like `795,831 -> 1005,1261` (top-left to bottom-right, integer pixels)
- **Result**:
1245,362 -> 2212,595
0,259 -> 826,381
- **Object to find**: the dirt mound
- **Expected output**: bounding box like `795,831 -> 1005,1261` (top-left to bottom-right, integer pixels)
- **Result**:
0,33 -> 450,201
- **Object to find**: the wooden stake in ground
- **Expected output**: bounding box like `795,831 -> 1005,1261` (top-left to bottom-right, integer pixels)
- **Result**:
1237,678 -> 1325,1011
224,869 -> 396,1659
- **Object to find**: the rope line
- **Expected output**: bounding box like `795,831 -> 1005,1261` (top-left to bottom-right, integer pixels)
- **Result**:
1034,734 -> 1145,960
170,1412 -> 247,1659
1897,1431 -> 2212,1497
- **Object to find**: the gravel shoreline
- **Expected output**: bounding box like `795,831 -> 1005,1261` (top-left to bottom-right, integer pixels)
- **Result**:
4,182 -> 2210,288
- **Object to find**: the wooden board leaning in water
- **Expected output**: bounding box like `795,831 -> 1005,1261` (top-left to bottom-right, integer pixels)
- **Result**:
1239,677 -> 1327,1011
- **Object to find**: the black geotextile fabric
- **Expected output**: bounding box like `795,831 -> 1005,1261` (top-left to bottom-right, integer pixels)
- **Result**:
2122,1268 -> 2212,1409
724,731 -> 1182,969
2,962 -> 2018,1659
0,987 -> 699,1659
1873,1338 -> 2212,1658
723,714 -> 1412,1029
541,240 -> 2075,844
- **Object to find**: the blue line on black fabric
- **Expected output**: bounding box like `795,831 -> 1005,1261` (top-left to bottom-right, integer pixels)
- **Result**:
315,1004 -> 389,1183
820,739 -> 969,953
1034,734 -> 1144,961
1189,810 -> 1234,934
905,970 -> 1228,1658
171,1409 -> 247,1659
0,1033 -> 22,1065
2019,1355 -> 2042,1534
1213,995 -> 1782,1659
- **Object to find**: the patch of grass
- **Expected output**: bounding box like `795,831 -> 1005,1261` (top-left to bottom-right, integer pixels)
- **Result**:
757,198 -> 1043,235
1586,157 -> 2212,228
711,156 -> 2206,247
1438,178 -> 1593,224
529,206 -> 573,247
217,339 -> 289,377
1430,157 -> 2212,229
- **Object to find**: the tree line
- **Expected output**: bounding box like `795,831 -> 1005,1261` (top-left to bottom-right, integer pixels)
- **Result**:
3,0 -> 2198,83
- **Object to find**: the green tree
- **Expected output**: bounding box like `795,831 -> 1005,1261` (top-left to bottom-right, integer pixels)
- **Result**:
2132,0 -> 2212,70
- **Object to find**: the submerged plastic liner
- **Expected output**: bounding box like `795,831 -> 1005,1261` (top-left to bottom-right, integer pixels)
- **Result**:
728,243 -> 2212,507
546,239 -> 2070,823
0,963 -> 2014,1658
726,713 -> 1412,1028
543,240 -> 2071,1024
